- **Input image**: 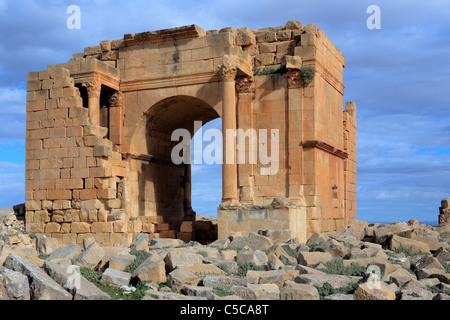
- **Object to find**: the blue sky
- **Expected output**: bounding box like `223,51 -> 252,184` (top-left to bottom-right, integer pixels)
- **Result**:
0,0 -> 449,224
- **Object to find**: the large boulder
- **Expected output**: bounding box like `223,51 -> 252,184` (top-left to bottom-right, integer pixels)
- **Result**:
232,283 -> 280,300
236,246 -> 268,266
47,244 -> 82,262
100,268 -> 132,287
297,251 -> 333,267
387,235 -> 430,254
374,222 -> 412,245
4,254 -> 72,300
74,242 -> 105,269
167,268 -> 200,292
164,251 -> 204,272
132,255 -> 167,283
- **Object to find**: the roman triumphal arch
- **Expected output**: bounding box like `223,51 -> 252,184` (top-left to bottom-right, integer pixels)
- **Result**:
24,22 -> 356,245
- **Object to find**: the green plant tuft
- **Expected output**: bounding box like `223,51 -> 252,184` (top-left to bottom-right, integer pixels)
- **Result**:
317,258 -> 366,277
197,251 -> 208,258
124,250 -> 148,274
300,65 -> 315,86
315,283 -> 358,299
217,264 -> 229,275
212,287 -> 234,297
237,262 -> 265,277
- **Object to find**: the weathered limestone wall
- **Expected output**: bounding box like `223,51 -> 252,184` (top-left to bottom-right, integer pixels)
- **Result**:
24,21 -> 357,245
25,66 -> 134,245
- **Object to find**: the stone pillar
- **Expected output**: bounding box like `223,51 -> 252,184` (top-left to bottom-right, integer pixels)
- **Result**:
286,70 -> 304,200
236,76 -> 256,204
84,80 -> 101,126
220,65 -> 238,202
109,91 -> 124,146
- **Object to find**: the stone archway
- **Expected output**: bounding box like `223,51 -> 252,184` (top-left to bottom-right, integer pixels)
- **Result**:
126,95 -> 220,232
24,22 -> 357,246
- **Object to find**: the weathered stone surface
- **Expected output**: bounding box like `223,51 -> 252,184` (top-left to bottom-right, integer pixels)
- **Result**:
100,268 -> 132,286
109,253 -> 135,271
323,293 -> 354,300
232,283 -> 280,300
374,223 -> 412,245
0,245 -> 44,267
5,254 -> 72,300
411,255 -> 445,271
143,289 -> 204,300
202,276 -> 248,292
183,264 -> 226,278
433,247 -> 450,262
182,285 -> 216,299
416,268 -> 447,280
0,267 -> 30,300
74,242 -> 105,269
401,286 -> 433,300
294,273 -> 360,289
47,244 -> 82,261
130,238 -> 148,251
267,257 -> 284,270
167,268 -> 200,292
164,251 -> 204,272
280,280 -> 319,300
236,246 -> 268,266
306,232 -> 330,245
150,238 -> 184,249
257,229 -> 291,243
297,251 -> 333,267
37,236 -> 61,255
132,255 -> 166,283
388,235 -> 430,254
43,261 -> 110,300
354,282 -> 396,300
316,239 -> 350,258
228,232 -> 273,251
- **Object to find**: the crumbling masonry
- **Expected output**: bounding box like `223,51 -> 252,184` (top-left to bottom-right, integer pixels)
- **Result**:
24,21 -> 357,246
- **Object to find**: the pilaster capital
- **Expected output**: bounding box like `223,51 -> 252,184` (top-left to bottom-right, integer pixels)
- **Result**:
285,70 -> 302,89
235,76 -> 255,94
110,91 -> 124,107
83,80 -> 101,98
219,64 -> 237,82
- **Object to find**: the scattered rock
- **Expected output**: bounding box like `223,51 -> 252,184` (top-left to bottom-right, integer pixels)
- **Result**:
167,268 -> 200,292
100,268 -> 132,287
280,280 -> 319,300
74,242 -> 105,269
354,282 -> 396,300
43,261 -> 110,300
132,255 -> 167,283
4,254 -> 72,300
0,267 -> 30,300
297,251 -> 333,267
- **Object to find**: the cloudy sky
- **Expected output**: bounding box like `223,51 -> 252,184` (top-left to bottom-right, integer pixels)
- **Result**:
0,0 -> 449,224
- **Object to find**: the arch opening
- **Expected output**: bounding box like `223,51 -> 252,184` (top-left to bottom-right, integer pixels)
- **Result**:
133,95 -> 220,232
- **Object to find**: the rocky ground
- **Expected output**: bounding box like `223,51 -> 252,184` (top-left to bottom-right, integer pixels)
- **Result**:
0,210 -> 449,300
